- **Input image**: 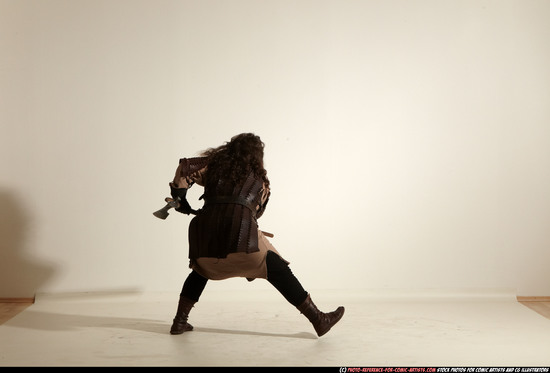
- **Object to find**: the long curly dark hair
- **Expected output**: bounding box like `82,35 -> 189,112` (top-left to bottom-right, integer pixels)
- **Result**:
201,133 -> 270,189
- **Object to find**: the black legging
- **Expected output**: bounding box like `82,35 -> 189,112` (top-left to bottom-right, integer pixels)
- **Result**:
180,251 -> 308,307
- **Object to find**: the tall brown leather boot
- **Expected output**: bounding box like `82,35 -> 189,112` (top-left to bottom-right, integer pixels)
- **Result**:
170,295 -> 196,335
297,294 -> 345,337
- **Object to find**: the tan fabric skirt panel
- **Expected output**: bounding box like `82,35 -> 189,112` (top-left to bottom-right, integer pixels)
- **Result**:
191,229 -> 285,281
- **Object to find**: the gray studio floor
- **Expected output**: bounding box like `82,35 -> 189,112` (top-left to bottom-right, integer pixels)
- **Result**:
1,289 -> 550,367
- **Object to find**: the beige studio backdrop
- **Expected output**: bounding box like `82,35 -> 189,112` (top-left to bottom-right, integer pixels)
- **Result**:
1,0 -> 549,299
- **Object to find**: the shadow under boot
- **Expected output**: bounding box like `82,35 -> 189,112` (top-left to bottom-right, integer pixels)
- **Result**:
170,295 -> 196,335
297,294 -> 345,337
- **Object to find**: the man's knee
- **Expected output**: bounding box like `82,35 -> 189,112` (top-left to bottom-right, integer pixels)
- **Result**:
266,251 -> 289,274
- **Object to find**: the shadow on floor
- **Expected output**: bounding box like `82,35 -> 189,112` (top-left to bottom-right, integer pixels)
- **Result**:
194,326 -> 317,339
4,308 -> 317,339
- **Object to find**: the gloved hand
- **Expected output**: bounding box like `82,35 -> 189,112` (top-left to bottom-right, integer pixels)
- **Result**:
170,184 -> 193,215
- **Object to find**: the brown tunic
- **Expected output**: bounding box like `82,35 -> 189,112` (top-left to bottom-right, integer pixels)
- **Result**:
171,157 -> 284,280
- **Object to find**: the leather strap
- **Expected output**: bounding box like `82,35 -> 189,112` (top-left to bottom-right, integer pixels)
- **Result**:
203,195 -> 257,216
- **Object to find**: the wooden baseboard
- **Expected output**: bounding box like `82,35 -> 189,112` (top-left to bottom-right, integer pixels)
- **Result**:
517,296 -> 550,302
0,297 -> 35,303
